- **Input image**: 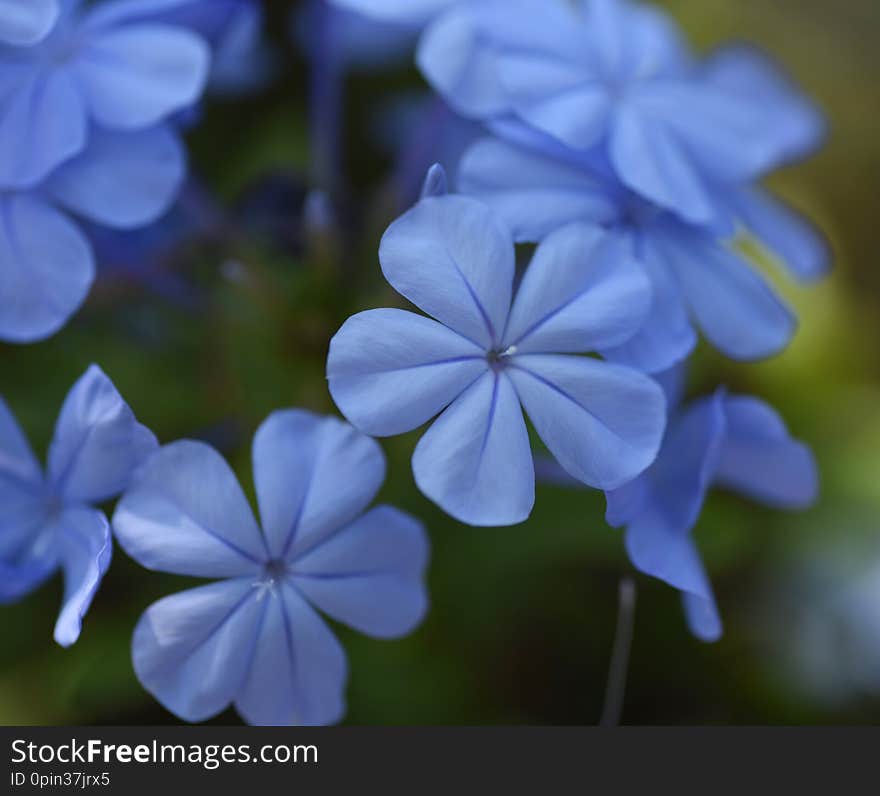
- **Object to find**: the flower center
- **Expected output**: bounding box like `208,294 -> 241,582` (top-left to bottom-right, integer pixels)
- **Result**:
261,558 -> 289,585
486,345 -> 517,372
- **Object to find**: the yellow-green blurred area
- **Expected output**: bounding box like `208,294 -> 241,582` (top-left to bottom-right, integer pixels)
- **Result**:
1,0 -> 879,725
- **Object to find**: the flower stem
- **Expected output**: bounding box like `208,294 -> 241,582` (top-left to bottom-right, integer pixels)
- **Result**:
600,576 -> 637,727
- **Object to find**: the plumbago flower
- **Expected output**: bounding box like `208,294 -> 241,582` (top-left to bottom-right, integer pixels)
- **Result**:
112,410 -> 429,725
0,365 -> 157,646
0,0 -> 59,45
326,192 -> 666,527
0,0 -> 209,189
604,369 -> 818,641
419,0 -> 825,227
0,125 -> 186,343
459,124 -> 828,372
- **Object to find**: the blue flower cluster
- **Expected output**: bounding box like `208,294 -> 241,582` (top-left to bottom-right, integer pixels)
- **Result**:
328,0 -> 825,637
0,0 -> 828,725
0,0 -> 261,343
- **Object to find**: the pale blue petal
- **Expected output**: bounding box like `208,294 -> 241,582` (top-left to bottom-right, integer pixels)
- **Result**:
53,507 -> 112,647
252,410 -> 385,560
0,194 -> 95,344
656,222 -> 796,360
327,309 -> 487,437
0,554 -> 55,603
47,364 -> 158,503
0,396 -> 43,489
328,0 -> 455,26
610,106 -> 715,225
378,195 -> 514,348
728,185 -> 830,283
703,45 -> 825,169
715,395 -> 818,509
235,585 -> 347,726
132,578 -> 265,722
412,371 -> 534,527
600,238 -> 696,373
293,505 -> 429,638
640,392 -> 727,532
0,69 -> 87,189
503,224 -> 650,354
604,476 -> 648,528
113,441 -> 265,578
46,126 -> 186,230
416,5 -> 510,118
625,512 -> 714,611
682,590 -> 722,643
457,136 -> 617,242
508,355 -> 665,490
71,24 -> 209,129
0,0 -> 59,44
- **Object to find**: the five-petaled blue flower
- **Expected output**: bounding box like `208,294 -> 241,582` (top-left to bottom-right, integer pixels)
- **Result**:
0,364 -> 157,646
605,369 -> 818,641
419,0 -> 825,227
0,0 -> 209,189
459,122 -> 828,371
0,0 -> 59,45
327,193 -> 666,527
112,410 -> 429,726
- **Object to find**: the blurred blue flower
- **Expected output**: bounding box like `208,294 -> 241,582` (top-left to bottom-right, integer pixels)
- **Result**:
605,372 -> 818,641
0,0 -> 209,189
327,193 -> 666,526
113,410 -> 429,725
0,0 -> 59,45
0,365 -> 157,646
419,0 -> 824,226
459,125 -> 828,370
0,125 -> 186,342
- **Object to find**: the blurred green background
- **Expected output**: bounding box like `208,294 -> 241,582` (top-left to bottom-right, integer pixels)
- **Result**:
2,0 -> 879,725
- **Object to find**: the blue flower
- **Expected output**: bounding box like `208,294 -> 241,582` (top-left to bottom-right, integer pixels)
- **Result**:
0,0 -> 59,45
459,125 -> 828,370
419,0 -> 824,226
0,0 -> 209,190
0,124 -> 186,342
605,371 -> 818,641
112,410 -> 429,726
0,365 -> 157,646
327,193 -> 666,526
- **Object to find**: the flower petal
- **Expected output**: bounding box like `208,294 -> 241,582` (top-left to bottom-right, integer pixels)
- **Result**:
292,505 -> 429,638
503,224 -> 651,354
412,371 -> 534,526
235,585 -> 347,726
508,354 -> 665,490
327,0 -> 455,26
610,106 -> 715,225
379,195 -> 514,349
727,185 -> 830,283
600,237 -> 696,373
252,410 -> 386,560
47,364 -> 158,503
625,512 -> 722,642
46,126 -> 186,230
656,222 -> 797,360
0,396 -> 43,488
0,194 -> 95,344
113,440 -> 265,578
416,5 -> 510,118
0,0 -> 59,45
72,24 -> 209,129
53,507 -> 112,647
0,69 -> 87,189
715,395 -> 818,509
132,578 -> 265,722
327,308 -> 488,437
458,135 -> 617,243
